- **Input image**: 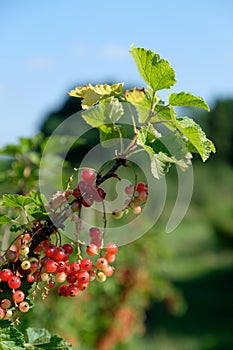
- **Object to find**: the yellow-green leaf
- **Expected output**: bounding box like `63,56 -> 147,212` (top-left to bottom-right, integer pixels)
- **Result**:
68,83 -> 124,109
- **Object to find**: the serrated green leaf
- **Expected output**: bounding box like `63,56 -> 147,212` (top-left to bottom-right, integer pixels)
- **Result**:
26,328 -> 73,349
68,83 -> 124,109
1,194 -> 34,207
169,92 -> 210,111
137,125 -> 190,178
130,44 -> 176,91
81,99 -> 124,128
0,214 -> 11,224
27,206 -> 48,220
27,192 -> 47,207
170,106 -> 215,161
0,320 -> 25,350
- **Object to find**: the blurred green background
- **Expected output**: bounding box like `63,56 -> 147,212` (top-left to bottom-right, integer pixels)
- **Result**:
0,96 -> 233,349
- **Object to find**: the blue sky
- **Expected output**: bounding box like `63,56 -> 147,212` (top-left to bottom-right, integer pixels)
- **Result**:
1,0 -> 233,147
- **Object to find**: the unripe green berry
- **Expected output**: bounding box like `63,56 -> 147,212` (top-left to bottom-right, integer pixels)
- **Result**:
96,271 -> 107,283
112,210 -> 124,219
20,245 -> 29,256
21,260 -> 31,270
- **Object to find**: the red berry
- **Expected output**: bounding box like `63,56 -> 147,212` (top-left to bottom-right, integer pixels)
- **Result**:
104,265 -> 114,277
80,258 -> 92,271
0,269 -> 13,282
0,307 -> 5,320
1,299 -> 11,309
89,227 -> 101,238
136,182 -> 148,193
93,187 -> 106,202
106,243 -> 118,255
138,190 -> 147,201
62,243 -> 73,255
56,261 -> 67,272
27,274 -> 35,283
19,301 -> 30,313
73,187 -> 81,198
48,280 -> 55,288
58,284 -> 69,297
34,242 -> 43,253
53,248 -> 66,262
105,253 -> 116,263
44,244 -> 56,258
67,284 -> 79,297
30,260 -> 39,272
12,290 -> 25,303
77,281 -> 89,291
8,275 -> 21,289
86,244 -> 98,256
77,271 -> 90,283
66,274 -> 77,284
91,237 -> 102,248
81,168 -> 95,183
45,259 -> 58,273
69,262 -> 80,274
96,258 -> 108,271
81,196 -> 94,207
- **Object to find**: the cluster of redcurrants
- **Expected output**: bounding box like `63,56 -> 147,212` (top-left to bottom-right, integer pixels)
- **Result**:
0,226 -> 118,319
71,168 -> 106,209
112,182 -> 148,219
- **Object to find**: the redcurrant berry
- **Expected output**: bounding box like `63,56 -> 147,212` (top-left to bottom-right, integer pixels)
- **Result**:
81,168 -> 95,183
45,259 -> 58,273
0,269 -> 13,282
8,275 -> 21,289
106,243 -> 118,255
86,244 -> 98,256
58,284 -> 69,297
12,290 -> 25,303
96,258 -> 108,271
80,258 -> 92,271
67,284 -> 79,297
19,301 -> 30,313
62,243 -> 73,255
1,299 -> 11,309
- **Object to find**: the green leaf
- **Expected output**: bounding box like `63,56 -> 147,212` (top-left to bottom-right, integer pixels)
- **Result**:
137,125 -> 190,179
0,214 -> 11,224
99,124 -> 126,147
68,83 -> 124,109
81,99 -> 124,128
27,206 -> 48,220
26,328 -> 73,349
0,320 -> 25,350
170,107 -> 216,161
130,44 -> 176,91
125,88 -> 155,123
169,92 -> 210,111
1,194 -> 34,207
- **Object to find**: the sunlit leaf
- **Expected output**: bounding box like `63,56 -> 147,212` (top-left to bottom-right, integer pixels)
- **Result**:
169,92 -> 210,111
130,44 -> 176,91
170,106 -> 215,161
81,99 -> 124,128
68,83 -> 124,109
1,194 -> 34,207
